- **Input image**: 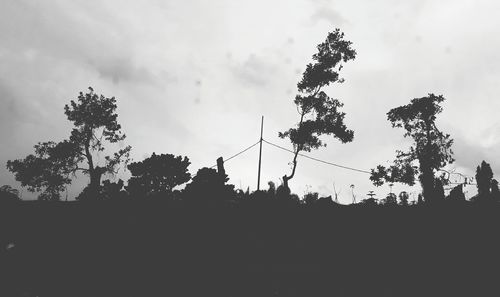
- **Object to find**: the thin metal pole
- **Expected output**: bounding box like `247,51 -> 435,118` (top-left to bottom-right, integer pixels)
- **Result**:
257,116 -> 264,191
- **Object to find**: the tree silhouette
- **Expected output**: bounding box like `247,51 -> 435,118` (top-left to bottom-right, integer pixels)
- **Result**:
7,87 -> 130,201
370,94 -> 454,203
7,141 -> 77,200
475,160 -> 493,200
126,153 -> 191,198
65,87 -> 131,198
279,28 -> 356,190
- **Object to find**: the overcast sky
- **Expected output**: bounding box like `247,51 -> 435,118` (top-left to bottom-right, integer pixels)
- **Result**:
1,0 -> 500,202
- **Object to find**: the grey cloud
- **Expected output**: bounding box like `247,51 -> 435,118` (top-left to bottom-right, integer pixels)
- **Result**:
1,1 -> 157,86
90,58 -> 158,85
229,54 -> 280,87
310,6 -> 347,26
0,80 -> 41,128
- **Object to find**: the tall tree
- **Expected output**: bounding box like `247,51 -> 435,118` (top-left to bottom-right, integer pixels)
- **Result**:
279,28 -> 356,190
370,94 -> 454,203
64,87 -> 131,197
7,87 -> 131,200
475,160 -> 493,199
126,153 -> 191,198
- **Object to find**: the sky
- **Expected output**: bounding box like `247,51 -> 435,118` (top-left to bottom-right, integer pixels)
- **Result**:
1,0 -> 500,203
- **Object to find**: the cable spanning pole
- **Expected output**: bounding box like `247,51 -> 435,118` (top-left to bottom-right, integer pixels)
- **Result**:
208,140 -> 261,169
257,116 -> 264,191
262,139 -> 371,174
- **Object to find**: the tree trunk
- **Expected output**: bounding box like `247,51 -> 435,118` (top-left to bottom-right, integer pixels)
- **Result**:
84,128 -> 102,199
420,161 -> 435,203
282,151 -> 299,192
88,166 -> 106,199
282,112 -> 305,192
420,119 -> 435,203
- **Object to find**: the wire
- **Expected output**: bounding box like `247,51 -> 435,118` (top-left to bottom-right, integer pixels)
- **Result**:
222,140 -> 261,164
192,140 -> 261,178
262,139 -> 372,174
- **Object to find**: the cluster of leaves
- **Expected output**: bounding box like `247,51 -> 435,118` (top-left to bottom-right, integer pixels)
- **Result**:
7,141 -> 78,200
370,156 -> 418,187
65,87 -> 132,176
127,153 -> 191,197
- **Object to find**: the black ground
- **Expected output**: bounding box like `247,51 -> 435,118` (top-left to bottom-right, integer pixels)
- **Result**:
1,200 -> 499,297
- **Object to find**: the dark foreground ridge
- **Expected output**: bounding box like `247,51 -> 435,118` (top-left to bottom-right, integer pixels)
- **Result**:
1,199 -> 500,297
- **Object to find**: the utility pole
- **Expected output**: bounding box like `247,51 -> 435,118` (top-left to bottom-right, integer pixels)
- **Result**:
257,116 -> 264,191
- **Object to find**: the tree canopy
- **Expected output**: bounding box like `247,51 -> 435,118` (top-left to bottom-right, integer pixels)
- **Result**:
126,153 -> 191,198
65,87 -> 131,198
7,141 -> 77,200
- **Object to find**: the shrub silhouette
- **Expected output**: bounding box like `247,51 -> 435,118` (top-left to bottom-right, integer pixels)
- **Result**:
183,167 -> 235,204
0,185 -> 20,201
76,179 -> 127,201
303,191 -> 319,205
